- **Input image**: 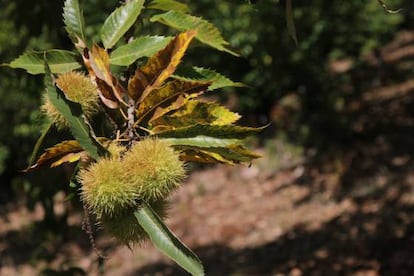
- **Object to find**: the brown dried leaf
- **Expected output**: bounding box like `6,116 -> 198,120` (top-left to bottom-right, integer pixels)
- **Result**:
128,68 -> 148,101
137,30 -> 197,103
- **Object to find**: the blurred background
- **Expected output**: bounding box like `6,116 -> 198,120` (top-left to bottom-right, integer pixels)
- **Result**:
1,0 -> 414,275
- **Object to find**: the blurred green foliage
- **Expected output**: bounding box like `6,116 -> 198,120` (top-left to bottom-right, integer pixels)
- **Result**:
0,0 -> 412,207
185,0 -> 406,144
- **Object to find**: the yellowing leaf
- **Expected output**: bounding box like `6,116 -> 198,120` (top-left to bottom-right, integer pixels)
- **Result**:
89,44 -> 111,81
137,30 -> 197,103
50,152 -> 86,167
89,44 -> 126,107
175,144 -> 261,164
136,79 -> 210,125
155,124 -> 265,139
25,140 -> 84,171
151,100 -> 240,127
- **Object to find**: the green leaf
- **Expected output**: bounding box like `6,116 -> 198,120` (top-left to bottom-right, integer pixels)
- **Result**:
44,59 -> 109,160
150,10 -> 238,56
155,124 -> 265,139
63,0 -> 86,44
9,50 -> 81,75
174,67 -> 245,91
148,0 -> 191,13
134,203 -> 204,276
110,36 -> 172,66
285,0 -> 298,46
162,136 -> 240,148
101,0 -> 145,49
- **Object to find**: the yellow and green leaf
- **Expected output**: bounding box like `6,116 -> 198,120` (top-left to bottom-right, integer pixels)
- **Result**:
175,144 -> 261,164
136,79 -> 210,125
154,124 -> 265,139
150,100 -> 240,127
25,140 -> 85,171
174,66 -> 245,91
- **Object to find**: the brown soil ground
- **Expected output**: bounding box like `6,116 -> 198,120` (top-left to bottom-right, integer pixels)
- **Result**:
2,31 -> 414,276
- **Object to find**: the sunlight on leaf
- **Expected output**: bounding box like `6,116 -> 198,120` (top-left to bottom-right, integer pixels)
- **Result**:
63,0 -> 86,46
101,0 -> 145,49
151,100 -> 241,127
9,50 -> 81,75
134,203 -> 204,276
148,0 -> 191,13
110,36 -> 172,66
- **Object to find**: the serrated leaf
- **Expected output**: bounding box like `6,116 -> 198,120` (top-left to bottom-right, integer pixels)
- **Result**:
9,50 -> 81,75
25,140 -> 84,171
136,30 -> 197,103
136,79 -> 210,125
155,124 -> 265,139
101,0 -> 145,49
134,203 -> 204,276
174,66 -> 244,91
285,0 -> 298,46
151,100 -> 241,127
110,36 -> 172,66
162,136 -> 240,148
151,11 -> 238,56
44,60 -> 109,160
148,0 -> 191,13
63,0 -> 86,45
176,144 -> 261,164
